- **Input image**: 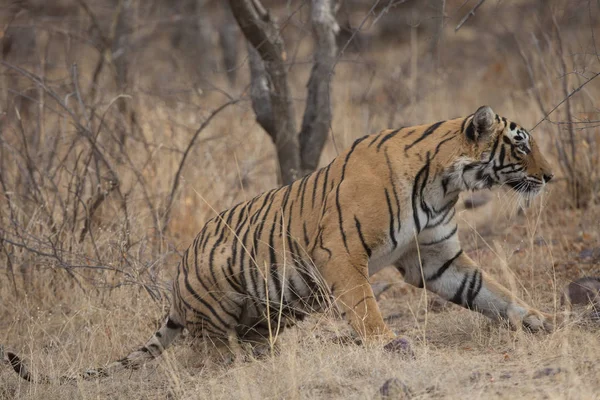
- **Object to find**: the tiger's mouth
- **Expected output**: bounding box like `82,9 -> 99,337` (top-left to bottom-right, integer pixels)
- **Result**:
507,178 -> 543,195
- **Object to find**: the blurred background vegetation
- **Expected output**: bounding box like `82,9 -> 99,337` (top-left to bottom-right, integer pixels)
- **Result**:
0,0 -> 598,308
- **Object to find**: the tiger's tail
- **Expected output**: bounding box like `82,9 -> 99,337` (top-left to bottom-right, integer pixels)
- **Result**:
3,316 -> 184,384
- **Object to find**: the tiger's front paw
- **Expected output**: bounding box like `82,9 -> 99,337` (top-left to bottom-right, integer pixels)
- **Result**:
521,310 -> 559,332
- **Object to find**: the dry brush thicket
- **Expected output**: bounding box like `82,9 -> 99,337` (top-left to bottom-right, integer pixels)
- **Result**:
1,0 -> 599,399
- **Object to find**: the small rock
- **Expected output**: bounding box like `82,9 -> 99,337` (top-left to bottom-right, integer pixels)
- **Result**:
500,372 -> 512,380
533,367 -> 562,379
469,371 -> 482,382
384,337 -> 415,358
533,237 -> 557,246
562,277 -> 600,306
578,248 -> 600,261
379,378 -> 412,399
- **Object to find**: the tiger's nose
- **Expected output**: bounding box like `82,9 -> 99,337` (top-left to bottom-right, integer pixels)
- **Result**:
543,173 -> 554,183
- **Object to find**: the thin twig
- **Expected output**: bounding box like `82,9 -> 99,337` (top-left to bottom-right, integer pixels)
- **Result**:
530,71 -> 600,131
455,0 -> 486,32
162,98 -> 239,231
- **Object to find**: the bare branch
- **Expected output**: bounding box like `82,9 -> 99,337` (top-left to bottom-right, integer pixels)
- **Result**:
530,71 -> 600,131
162,99 -> 239,231
455,0 -> 486,32
78,178 -> 119,243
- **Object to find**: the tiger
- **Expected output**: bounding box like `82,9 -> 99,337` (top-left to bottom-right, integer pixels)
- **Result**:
5,105 -> 558,383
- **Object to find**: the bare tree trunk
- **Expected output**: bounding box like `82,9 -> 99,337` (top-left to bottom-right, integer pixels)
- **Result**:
230,0 -> 300,185
219,3 -> 240,86
299,0 -> 339,174
230,0 -> 339,185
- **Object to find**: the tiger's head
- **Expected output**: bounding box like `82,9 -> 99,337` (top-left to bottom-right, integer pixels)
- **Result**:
452,105 -> 553,198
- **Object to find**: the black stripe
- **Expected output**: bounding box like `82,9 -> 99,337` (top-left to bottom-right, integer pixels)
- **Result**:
354,216 -> 372,257
442,129 -> 456,138
317,227 -> 332,261
146,343 -> 161,354
353,296 -> 375,309
186,321 -> 225,338
234,203 -> 250,230
412,152 -> 431,233
497,144 -> 506,167
509,143 -> 519,160
224,257 -> 243,292
197,227 -> 211,255
268,211 -> 282,303
342,136 -> 369,180
7,353 -> 33,382
299,174 -> 309,216
384,148 -> 402,233
465,269 -> 482,309
250,190 -> 275,225
208,212 -> 230,286
405,121 -> 445,152
311,167 -> 323,209
194,252 -> 239,321
321,163 -> 331,203
239,222 -> 256,299
427,250 -> 463,282
488,135 -> 501,162
421,225 -> 458,246
450,273 -> 469,305
285,200 -> 297,286
432,135 -> 456,159
251,200 -> 274,302
280,185 -> 292,219
384,189 -> 398,248
411,163 -> 428,234
292,240 -> 318,295
166,317 -> 184,330
376,128 -> 402,151
181,273 -> 230,332
431,195 -> 459,216
336,184 -> 349,253
442,176 -> 450,196
335,137 -> 368,254
440,208 -> 456,228
368,133 -> 381,147
303,222 -> 309,246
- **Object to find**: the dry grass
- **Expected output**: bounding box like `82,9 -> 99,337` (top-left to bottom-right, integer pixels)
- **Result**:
1,1 -> 600,399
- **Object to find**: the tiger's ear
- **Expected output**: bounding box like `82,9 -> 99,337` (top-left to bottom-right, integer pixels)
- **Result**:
467,105 -> 497,142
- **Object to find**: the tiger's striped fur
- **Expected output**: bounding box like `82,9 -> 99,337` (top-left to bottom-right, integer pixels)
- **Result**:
5,105 -> 557,383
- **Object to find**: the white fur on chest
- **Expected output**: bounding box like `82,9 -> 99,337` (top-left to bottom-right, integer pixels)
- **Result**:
367,208 -> 458,276
367,219 -> 417,275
